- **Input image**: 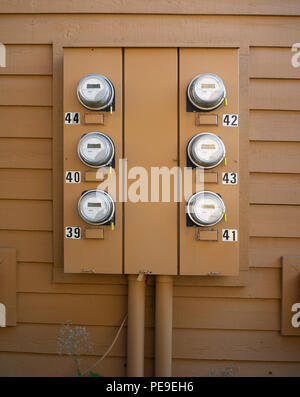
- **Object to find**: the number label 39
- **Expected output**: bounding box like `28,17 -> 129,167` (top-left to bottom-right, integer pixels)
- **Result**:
65,227 -> 81,239
222,229 -> 238,242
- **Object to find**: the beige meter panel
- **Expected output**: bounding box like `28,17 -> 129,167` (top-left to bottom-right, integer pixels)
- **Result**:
180,48 -> 239,276
124,48 -> 178,275
63,48 -> 122,274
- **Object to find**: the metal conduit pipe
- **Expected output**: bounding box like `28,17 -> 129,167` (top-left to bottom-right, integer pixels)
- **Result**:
155,275 -> 173,377
127,274 -> 146,377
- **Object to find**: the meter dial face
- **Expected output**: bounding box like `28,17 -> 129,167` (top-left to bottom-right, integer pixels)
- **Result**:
187,73 -> 226,111
78,132 -> 114,168
78,189 -> 115,225
187,191 -> 225,227
187,133 -> 225,168
77,74 -> 114,110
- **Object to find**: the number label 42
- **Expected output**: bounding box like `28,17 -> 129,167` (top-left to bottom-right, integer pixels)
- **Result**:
222,172 -> 238,185
65,227 -> 81,239
222,229 -> 238,242
222,114 -> 238,127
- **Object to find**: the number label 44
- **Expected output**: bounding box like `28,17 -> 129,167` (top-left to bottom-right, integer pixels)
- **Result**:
65,227 -> 81,239
222,229 -> 238,242
65,112 -> 80,124
222,114 -> 238,127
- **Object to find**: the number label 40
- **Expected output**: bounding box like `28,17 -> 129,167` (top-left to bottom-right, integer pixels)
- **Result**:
65,227 -> 81,239
222,114 -> 238,127
222,229 -> 238,242
65,171 -> 81,183
222,172 -> 238,185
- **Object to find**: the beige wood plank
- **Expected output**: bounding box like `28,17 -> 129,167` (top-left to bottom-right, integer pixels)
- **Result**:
250,237 -> 300,268
18,263 -> 128,295
18,293 -> 128,326
0,169 -> 52,200
3,324 -> 300,363
0,107 -> 52,138
0,76 -> 52,106
174,268 -> 280,299
173,359 -> 300,377
0,138 -> 52,169
0,16 -> 299,47
173,297 -> 279,331
0,45 -> 52,75
0,352 -> 128,377
250,79 -> 300,110
250,47 -> 300,79
250,173 -> 300,205
0,1 -> 299,15
173,329 -> 300,362
17,293 -> 279,330
250,205 -> 300,238
0,230 -> 52,263
0,200 -> 52,231
249,110 -> 300,142
250,142 -> 300,173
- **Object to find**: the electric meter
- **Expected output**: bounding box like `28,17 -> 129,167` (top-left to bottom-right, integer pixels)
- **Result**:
187,191 -> 225,227
187,73 -> 226,111
187,133 -> 225,169
77,74 -> 114,110
78,132 -> 114,168
78,189 -> 115,225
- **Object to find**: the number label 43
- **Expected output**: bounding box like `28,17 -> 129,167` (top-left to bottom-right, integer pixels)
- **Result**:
222,172 -> 238,185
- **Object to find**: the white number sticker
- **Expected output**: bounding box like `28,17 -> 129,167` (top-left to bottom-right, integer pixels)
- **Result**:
222,229 -> 238,242
65,171 -> 81,183
65,112 -> 80,124
222,172 -> 238,185
222,114 -> 238,127
65,226 -> 81,239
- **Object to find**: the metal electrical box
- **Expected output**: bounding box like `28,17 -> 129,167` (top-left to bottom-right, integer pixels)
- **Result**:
63,48 -> 122,274
179,48 -> 239,276
63,47 -> 239,276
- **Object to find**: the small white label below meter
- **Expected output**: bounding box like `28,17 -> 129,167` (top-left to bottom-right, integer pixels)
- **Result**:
222,229 -> 238,242
222,114 -> 238,127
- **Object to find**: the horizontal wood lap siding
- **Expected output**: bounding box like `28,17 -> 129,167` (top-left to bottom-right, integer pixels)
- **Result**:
0,9 -> 299,378
1,0 -> 300,15
0,76 -> 52,106
0,107 -> 52,138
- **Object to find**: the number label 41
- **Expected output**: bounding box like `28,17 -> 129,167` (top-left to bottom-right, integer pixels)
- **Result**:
222,229 -> 238,242
65,227 -> 81,239
222,114 -> 238,127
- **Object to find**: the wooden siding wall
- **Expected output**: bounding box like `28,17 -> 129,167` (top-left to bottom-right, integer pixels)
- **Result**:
0,2 -> 300,377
